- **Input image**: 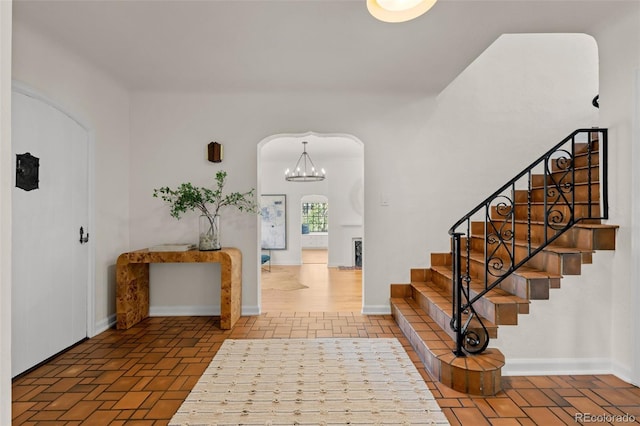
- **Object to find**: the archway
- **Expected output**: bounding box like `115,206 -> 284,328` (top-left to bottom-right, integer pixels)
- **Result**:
257,132 -> 364,312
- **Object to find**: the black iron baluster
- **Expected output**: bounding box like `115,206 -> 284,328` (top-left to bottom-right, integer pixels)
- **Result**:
511,183 -> 516,275
602,130 -> 609,219
484,203 -> 489,292
466,218 -> 471,295
452,232 -> 465,357
527,170 -> 532,257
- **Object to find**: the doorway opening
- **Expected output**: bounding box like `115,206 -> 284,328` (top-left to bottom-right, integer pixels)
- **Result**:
257,132 -> 364,313
301,194 -> 328,265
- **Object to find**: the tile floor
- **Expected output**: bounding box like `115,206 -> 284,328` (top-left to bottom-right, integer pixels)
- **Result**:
12,313 -> 640,425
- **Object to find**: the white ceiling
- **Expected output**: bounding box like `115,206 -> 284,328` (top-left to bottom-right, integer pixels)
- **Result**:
12,0 -> 627,94
12,0 -> 632,159
261,134 -> 363,163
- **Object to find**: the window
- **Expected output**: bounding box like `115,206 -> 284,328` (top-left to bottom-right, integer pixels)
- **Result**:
302,202 -> 328,232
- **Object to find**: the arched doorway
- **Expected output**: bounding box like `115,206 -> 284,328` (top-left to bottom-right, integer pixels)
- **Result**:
257,132 -> 364,312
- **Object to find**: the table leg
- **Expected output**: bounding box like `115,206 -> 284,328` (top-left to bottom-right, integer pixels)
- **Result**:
116,258 -> 150,330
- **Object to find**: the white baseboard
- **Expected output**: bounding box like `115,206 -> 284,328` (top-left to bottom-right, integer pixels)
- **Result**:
361,304 -> 391,315
93,314 -> 116,336
149,305 -> 262,317
242,305 -> 260,316
150,306 -> 220,316
502,357 -> 612,376
611,359 -> 636,385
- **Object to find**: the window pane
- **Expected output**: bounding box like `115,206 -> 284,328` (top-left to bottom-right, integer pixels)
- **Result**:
302,202 -> 328,232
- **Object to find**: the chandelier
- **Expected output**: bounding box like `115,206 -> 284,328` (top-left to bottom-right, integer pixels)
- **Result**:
285,141 -> 326,182
367,0 -> 438,23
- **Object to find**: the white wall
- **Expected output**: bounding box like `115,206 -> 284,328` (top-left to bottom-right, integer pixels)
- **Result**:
130,91 -> 435,315
11,21 -> 131,332
0,1 -> 13,423
327,156 -> 364,267
592,3 -> 640,385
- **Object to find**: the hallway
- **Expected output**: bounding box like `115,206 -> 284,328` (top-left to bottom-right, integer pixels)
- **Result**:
261,249 -> 362,312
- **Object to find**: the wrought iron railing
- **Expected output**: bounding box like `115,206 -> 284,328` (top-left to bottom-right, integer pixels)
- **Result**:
448,129 -> 608,356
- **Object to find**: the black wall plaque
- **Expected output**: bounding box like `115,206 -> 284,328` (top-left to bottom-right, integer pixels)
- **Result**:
16,152 -> 39,191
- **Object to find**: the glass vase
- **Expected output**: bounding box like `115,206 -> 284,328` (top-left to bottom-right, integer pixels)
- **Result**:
199,214 -> 221,251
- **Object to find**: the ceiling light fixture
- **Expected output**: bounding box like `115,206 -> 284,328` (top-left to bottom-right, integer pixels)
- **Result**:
285,141 -> 326,182
367,0 -> 438,23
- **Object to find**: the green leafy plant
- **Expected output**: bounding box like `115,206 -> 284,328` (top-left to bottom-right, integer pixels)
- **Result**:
153,170 -> 257,219
153,171 -> 257,250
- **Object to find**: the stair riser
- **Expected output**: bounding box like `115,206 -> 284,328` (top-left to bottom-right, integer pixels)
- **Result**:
497,275 -> 552,300
491,203 -> 601,223
514,184 -> 600,203
551,151 -> 599,172
472,221 -> 604,251
469,236 -> 582,275
431,267 -> 521,325
410,268 -> 432,283
532,167 -> 599,187
478,222 -> 613,251
574,140 -> 600,155
431,253 -> 452,267
463,256 -> 550,300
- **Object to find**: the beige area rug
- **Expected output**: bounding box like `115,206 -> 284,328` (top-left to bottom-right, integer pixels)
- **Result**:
169,338 -> 450,425
261,268 -> 309,291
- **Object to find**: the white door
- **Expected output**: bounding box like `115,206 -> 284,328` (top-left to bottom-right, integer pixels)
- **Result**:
11,88 -> 89,377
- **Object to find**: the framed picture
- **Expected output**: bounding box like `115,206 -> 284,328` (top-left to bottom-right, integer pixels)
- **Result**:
261,194 -> 287,250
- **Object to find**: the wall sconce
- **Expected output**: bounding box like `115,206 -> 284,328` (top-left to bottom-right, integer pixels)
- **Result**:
208,142 -> 223,163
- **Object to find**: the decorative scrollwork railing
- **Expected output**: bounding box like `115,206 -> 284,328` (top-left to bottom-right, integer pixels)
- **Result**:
449,129 -> 608,356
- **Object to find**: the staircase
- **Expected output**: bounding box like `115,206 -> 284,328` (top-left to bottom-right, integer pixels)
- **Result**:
390,129 -> 618,396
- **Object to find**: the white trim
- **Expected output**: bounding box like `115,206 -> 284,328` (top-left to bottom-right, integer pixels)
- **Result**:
150,306 -> 220,317
0,2 -> 13,423
612,359 -> 635,385
242,305 -> 260,316
94,314 -> 117,335
11,81 -> 97,339
502,357 -> 611,376
361,304 -> 391,315
632,68 -> 640,387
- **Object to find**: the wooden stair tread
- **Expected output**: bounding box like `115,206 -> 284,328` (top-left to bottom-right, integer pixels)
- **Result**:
439,348 -> 505,370
572,223 -> 619,230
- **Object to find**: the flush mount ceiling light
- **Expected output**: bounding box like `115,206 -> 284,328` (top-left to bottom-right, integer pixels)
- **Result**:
285,141 -> 326,182
367,0 -> 438,23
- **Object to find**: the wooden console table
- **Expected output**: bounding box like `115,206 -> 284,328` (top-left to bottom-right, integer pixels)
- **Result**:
116,248 -> 242,330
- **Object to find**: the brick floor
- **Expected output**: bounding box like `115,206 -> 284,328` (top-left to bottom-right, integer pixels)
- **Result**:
12,314 -> 640,425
